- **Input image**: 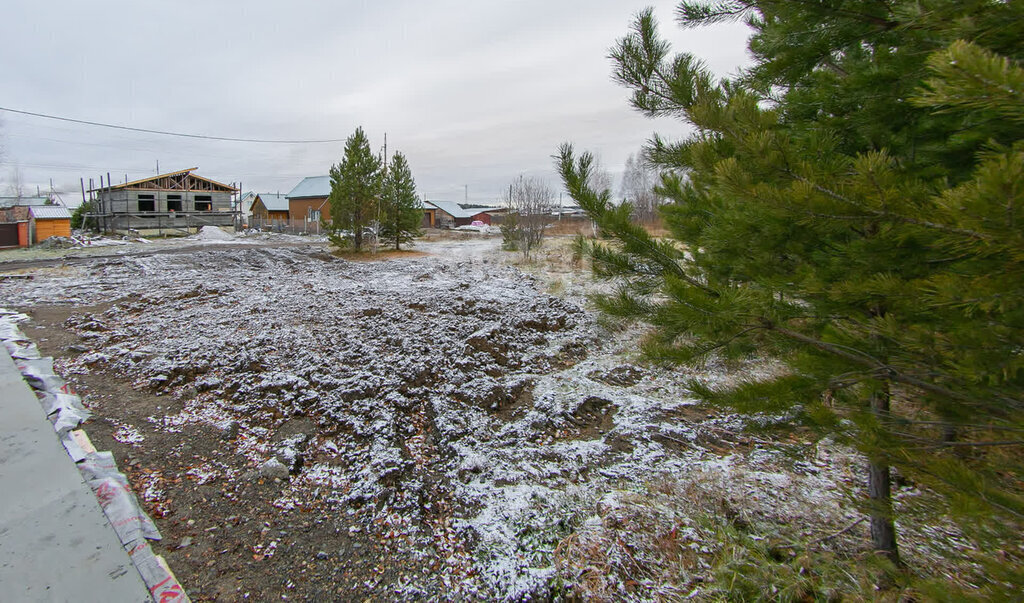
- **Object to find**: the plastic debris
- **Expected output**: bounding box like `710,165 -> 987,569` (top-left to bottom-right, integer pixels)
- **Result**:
0,308 -> 189,603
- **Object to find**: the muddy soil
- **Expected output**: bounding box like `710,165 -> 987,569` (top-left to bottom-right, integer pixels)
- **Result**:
24,304 -> 429,600
1,238 -> 862,600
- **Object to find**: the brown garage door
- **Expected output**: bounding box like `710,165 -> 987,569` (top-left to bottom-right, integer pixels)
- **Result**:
0,223 -> 19,247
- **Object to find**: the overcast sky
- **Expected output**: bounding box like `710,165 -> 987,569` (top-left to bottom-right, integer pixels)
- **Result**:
0,1 -> 751,206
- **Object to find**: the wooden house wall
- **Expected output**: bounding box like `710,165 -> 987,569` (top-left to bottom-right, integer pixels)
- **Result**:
288,197 -> 331,223
33,219 -> 72,242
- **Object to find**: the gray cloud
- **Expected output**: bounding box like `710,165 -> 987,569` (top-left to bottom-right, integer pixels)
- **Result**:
1,0 -> 750,204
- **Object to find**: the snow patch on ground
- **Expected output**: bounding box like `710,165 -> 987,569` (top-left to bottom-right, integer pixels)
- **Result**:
191,226 -> 235,242
0,239 -> 865,599
110,419 -> 145,445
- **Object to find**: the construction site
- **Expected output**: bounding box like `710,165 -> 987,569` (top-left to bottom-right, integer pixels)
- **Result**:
0,232 -> 979,600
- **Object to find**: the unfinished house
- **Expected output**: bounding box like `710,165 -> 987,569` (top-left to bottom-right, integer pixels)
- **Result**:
91,168 -> 238,235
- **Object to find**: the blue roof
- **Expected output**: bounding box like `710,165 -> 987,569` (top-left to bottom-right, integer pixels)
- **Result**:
425,200 -> 502,219
286,176 -> 331,199
257,192 -> 289,212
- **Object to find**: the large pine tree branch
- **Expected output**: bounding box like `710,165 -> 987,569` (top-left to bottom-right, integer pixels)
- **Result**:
767,323 -> 1018,408
788,173 -> 992,240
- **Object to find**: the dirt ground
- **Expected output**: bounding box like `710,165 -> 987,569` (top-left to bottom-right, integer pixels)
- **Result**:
0,232 -> 964,600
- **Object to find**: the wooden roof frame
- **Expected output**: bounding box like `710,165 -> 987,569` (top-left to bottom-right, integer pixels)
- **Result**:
91,168 -> 238,193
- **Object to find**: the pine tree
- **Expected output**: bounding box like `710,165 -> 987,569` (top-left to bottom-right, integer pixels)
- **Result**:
559,0 -> 1023,590
328,127 -> 381,251
379,152 -> 422,251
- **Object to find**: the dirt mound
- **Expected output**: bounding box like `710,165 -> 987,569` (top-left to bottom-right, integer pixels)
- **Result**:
192,226 -> 234,241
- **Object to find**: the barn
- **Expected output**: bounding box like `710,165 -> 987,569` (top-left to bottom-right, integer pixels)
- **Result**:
91,168 -> 238,235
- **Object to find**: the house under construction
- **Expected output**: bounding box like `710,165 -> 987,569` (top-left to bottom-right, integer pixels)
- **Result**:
90,168 -> 238,235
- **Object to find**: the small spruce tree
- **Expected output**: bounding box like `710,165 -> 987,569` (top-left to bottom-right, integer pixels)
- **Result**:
328,127 -> 381,252
379,152 -> 422,250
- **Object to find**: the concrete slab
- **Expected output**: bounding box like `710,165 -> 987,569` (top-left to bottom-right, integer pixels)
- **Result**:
0,348 -> 150,602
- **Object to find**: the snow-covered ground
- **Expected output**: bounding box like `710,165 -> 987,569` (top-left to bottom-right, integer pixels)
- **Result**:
0,236 -> 887,598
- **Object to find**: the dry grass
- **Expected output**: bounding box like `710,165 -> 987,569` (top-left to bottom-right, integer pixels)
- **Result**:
546,218 -> 596,237
417,228 -> 497,242
330,248 -> 429,262
543,216 -> 668,238
551,473 -> 929,601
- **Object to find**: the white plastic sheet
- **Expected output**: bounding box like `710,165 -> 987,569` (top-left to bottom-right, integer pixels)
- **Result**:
1,308 -> 189,603
3,338 -> 41,359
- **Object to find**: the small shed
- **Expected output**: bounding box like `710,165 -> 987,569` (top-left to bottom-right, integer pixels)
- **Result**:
0,207 -> 31,248
30,206 -> 73,243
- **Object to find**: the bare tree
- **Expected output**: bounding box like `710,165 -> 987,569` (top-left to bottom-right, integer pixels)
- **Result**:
620,152 -> 660,222
504,175 -> 554,259
6,165 -> 25,199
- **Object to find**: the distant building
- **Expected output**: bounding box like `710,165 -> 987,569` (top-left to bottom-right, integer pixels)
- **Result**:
423,200 -> 504,228
0,196 -> 52,209
0,196 -> 72,246
251,192 -> 290,221
91,168 -> 237,234
238,191 -> 258,222
420,202 -> 436,229
29,206 -> 72,242
286,176 -> 331,223
0,207 -> 31,248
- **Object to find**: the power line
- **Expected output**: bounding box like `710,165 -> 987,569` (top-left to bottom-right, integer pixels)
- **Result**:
0,105 -> 347,144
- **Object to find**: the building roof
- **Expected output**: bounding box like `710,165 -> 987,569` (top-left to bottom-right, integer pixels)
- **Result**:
30,206 -> 73,220
0,196 -> 52,208
425,200 -> 502,219
286,176 -> 331,199
256,192 -> 289,212
89,168 -> 237,193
